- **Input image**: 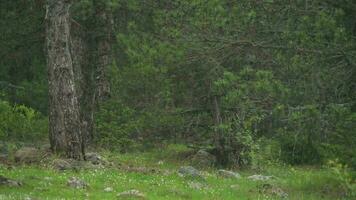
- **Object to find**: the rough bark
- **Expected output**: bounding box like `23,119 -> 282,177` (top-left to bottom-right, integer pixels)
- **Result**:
94,0 -> 113,102
46,0 -> 84,159
70,20 -> 96,145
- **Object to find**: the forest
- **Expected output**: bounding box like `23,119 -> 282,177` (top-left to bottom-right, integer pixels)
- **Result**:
0,0 -> 355,199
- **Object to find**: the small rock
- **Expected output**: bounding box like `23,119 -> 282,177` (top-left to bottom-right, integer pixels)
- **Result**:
191,150 -> 216,168
178,166 -> 204,179
14,147 -> 40,164
0,175 -> 22,187
52,159 -> 72,171
248,174 -> 273,181
67,177 -> 88,189
218,169 -> 241,179
85,152 -> 106,165
117,189 -> 145,199
104,187 -> 113,192
188,182 -> 205,190
230,184 -> 240,190
259,183 -> 288,199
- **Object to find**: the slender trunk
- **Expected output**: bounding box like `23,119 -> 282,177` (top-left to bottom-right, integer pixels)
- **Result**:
94,0 -> 113,102
213,95 -> 226,165
46,0 -> 84,159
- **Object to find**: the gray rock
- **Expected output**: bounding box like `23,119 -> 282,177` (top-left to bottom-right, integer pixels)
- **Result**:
117,189 -> 145,199
52,159 -> 72,171
104,187 -> 113,192
218,169 -> 241,179
85,152 -> 106,165
0,175 -> 22,187
248,174 -> 273,181
178,166 -> 203,179
230,184 -> 240,190
188,182 -> 206,190
67,177 -> 88,189
259,183 -> 288,199
14,147 -> 40,164
191,150 -> 216,168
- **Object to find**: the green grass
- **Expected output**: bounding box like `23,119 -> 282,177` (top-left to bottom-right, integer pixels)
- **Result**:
0,144 -> 354,200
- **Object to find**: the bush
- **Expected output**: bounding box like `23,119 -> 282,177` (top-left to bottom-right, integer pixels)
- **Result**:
95,100 -> 185,152
0,100 -> 47,142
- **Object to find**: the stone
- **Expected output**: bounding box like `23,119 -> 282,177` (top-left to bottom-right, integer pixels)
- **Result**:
67,177 -> 88,189
117,189 -> 145,199
178,166 -> 203,179
14,147 -> 41,164
104,187 -> 113,192
188,182 -> 205,190
85,152 -> 106,165
52,159 -> 72,171
230,184 -> 240,190
191,150 -> 216,168
259,183 -> 288,199
248,174 -> 273,181
218,169 -> 241,179
0,175 -> 22,187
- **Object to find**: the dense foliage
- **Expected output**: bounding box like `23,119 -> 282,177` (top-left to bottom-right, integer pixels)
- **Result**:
0,0 -> 355,168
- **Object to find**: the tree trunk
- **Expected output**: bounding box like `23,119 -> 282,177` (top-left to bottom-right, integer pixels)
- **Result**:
70,19 -> 96,145
94,0 -> 113,102
46,0 -> 84,160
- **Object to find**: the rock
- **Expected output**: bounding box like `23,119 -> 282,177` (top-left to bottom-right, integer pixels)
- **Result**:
14,147 -> 41,164
191,150 -> 216,168
85,152 -> 106,165
218,169 -> 241,179
52,159 -> 72,171
230,184 -> 240,190
178,166 -> 203,179
104,187 -> 113,192
67,177 -> 88,189
248,174 -> 273,181
0,175 -> 22,187
117,189 -> 145,199
188,182 -> 205,190
259,183 -> 288,199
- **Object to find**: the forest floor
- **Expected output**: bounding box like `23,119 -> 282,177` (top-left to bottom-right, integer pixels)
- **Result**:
0,144 -> 353,200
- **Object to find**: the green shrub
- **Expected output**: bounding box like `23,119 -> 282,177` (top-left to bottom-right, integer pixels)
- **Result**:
0,100 -> 47,142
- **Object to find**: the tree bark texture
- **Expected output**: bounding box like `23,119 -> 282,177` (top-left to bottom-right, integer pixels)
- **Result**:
70,20 -> 96,144
94,0 -> 113,102
46,0 -> 84,159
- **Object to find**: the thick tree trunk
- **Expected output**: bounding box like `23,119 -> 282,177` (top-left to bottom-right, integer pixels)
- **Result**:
46,0 -> 84,159
70,20 -> 96,145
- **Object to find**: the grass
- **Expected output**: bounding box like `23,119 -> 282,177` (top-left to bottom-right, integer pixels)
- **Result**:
0,144 -> 354,200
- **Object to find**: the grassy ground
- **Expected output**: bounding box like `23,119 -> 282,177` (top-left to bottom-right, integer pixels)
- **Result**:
0,145 -> 354,200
